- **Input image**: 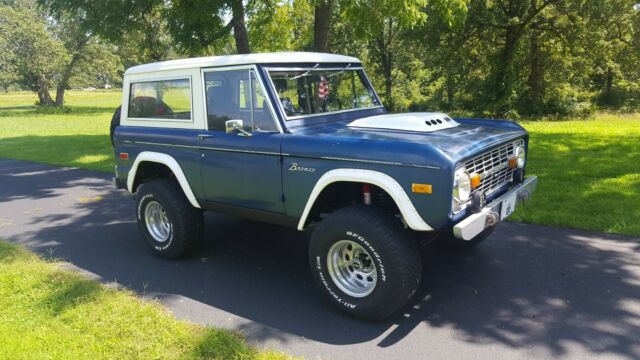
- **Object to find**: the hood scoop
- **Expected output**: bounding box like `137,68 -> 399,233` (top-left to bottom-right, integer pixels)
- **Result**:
347,112 -> 459,133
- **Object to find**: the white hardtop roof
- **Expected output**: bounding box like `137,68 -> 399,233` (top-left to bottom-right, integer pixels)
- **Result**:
125,52 -> 362,75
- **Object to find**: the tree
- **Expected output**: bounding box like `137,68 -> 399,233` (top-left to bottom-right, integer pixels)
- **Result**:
343,0 -> 468,111
247,0 -> 313,52
68,42 -> 123,88
40,0 -> 176,61
0,5 -> 69,105
49,13 -> 93,105
313,0 -> 334,52
41,0 -> 253,56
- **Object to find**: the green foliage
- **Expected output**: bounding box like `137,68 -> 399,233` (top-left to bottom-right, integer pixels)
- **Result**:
164,0 -> 233,55
248,0 -> 314,52
69,42 -> 123,88
411,0 -> 640,117
0,240 -> 293,359
7,0 -> 640,114
0,0 -> 125,105
0,4 -> 69,98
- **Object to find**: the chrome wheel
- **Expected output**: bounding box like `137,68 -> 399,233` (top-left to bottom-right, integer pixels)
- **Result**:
327,240 -> 377,298
144,201 -> 172,243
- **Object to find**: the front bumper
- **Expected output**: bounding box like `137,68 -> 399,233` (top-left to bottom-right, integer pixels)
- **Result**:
453,176 -> 538,240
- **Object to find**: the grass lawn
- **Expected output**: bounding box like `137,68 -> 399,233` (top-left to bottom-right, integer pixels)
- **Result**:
511,114 -> 640,236
0,240 -> 290,359
0,91 -> 638,236
0,90 -> 117,172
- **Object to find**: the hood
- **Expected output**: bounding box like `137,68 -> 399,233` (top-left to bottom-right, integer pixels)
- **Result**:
291,113 -> 527,162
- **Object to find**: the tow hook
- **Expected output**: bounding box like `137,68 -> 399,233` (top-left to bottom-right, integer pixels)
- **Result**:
485,211 -> 499,227
518,189 -> 530,202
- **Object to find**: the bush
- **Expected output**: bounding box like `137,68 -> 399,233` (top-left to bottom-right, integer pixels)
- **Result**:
543,84 -> 597,118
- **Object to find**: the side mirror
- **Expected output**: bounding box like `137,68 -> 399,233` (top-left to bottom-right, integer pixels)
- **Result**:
225,119 -> 252,137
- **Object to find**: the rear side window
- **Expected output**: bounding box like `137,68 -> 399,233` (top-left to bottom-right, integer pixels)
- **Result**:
128,79 -> 192,120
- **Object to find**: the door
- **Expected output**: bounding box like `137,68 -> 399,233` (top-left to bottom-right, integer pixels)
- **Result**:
199,67 -> 284,214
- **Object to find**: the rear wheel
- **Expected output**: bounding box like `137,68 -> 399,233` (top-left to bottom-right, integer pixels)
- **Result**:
110,106 -> 121,146
135,179 -> 203,258
309,205 -> 422,320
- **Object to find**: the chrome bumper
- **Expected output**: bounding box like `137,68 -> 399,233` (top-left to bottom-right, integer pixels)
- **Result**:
453,176 -> 538,240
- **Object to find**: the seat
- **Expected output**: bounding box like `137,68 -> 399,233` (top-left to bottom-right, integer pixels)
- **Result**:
206,82 -> 238,131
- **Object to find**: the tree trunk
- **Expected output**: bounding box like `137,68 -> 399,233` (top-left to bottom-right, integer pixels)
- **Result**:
55,55 -> 83,106
37,76 -> 53,107
313,0 -> 334,52
230,0 -> 250,54
383,57 -> 393,111
375,20 -> 395,111
445,66 -> 455,110
526,29 -> 545,112
605,67 -> 613,104
491,25 -> 524,112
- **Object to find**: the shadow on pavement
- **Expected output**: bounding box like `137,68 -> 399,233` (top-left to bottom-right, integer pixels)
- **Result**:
2,158 -> 639,359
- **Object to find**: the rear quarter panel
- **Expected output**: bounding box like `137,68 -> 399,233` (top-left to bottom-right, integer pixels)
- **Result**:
114,127 -> 204,199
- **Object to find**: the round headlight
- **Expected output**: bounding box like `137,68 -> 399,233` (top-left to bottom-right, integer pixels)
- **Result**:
453,168 -> 471,203
514,145 -> 526,168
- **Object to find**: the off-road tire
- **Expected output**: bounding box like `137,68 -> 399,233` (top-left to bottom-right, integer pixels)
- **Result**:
434,226 -> 496,250
309,205 -> 422,320
110,106 -> 121,146
135,179 -> 203,259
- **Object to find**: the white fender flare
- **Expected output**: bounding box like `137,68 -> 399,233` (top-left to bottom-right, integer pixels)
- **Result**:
297,169 -> 433,231
127,151 -> 201,209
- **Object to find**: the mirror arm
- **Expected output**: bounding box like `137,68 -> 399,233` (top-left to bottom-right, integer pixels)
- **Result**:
235,125 -> 252,137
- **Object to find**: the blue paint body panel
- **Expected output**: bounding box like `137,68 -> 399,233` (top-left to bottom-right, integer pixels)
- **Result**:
114,62 -> 531,232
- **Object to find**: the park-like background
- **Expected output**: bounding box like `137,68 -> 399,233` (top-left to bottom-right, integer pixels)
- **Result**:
0,1 -> 639,358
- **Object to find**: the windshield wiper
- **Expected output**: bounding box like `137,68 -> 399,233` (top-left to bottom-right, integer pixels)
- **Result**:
289,63 -> 320,80
326,63 -> 352,78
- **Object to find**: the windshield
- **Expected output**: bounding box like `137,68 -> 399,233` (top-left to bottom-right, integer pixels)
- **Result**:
267,66 -> 381,119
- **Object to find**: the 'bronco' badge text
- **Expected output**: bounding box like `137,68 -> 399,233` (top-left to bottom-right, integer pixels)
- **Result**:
289,163 -> 316,173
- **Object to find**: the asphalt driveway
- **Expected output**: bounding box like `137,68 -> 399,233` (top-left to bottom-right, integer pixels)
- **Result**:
0,158 -> 639,360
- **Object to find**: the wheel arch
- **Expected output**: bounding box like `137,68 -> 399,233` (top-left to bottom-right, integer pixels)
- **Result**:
127,151 -> 201,209
297,169 -> 433,231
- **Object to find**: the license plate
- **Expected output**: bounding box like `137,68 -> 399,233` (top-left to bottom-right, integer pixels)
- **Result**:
501,194 -> 517,220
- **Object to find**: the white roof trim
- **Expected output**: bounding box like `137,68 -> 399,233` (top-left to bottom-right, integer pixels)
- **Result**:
125,52 -> 362,75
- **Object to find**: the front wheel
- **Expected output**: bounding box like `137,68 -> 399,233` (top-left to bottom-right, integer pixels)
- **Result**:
309,205 -> 422,320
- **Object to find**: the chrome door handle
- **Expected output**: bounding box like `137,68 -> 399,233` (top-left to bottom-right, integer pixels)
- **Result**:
197,134 -> 214,139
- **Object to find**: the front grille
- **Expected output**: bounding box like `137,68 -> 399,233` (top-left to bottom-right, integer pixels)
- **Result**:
464,139 -> 524,196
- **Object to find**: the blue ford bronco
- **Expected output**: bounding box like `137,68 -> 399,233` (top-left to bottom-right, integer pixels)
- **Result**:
111,52 -> 538,320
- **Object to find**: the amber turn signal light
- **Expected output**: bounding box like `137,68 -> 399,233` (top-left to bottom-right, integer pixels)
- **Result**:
470,173 -> 481,189
411,183 -> 432,194
508,156 -> 518,169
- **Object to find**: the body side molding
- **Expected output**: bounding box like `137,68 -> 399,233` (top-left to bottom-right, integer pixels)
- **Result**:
297,168 -> 433,231
127,151 -> 201,209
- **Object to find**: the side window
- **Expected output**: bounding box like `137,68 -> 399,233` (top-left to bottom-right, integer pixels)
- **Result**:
128,79 -> 191,120
251,71 -> 278,132
204,69 -> 278,133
